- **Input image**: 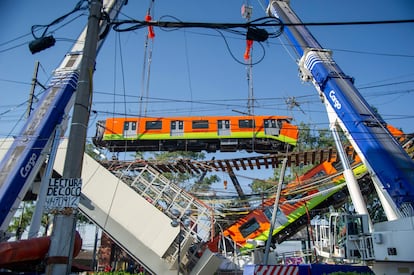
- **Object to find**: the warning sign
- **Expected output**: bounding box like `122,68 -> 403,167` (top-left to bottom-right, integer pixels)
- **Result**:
44,178 -> 82,213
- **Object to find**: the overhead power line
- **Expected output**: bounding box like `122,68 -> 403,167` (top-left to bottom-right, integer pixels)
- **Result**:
111,16 -> 414,33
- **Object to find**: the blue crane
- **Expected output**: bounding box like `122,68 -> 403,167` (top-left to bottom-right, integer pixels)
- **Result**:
0,0 -> 127,237
267,0 -> 414,221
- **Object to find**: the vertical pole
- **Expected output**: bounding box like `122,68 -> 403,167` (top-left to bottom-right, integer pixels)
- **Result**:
329,122 -> 373,230
26,61 -> 40,118
28,127 -> 61,239
318,85 -> 374,228
92,225 -> 99,271
227,168 -> 247,202
177,226 -> 181,275
16,202 -> 26,240
45,1 -> 102,274
305,216 -> 311,263
263,157 -> 287,265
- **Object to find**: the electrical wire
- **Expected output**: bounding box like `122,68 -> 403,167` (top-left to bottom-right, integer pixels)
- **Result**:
111,16 -> 414,35
111,15 -> 283,65
30,0 -> 88,39
112,16 -> 283,34
216,29 -> 266,66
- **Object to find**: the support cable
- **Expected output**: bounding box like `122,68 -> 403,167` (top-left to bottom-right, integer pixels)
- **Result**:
139,1 -> 156,118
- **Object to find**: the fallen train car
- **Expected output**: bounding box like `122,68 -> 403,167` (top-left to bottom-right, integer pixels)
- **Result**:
208,157 -> 367,253
209,124 -> 407,253
93,115 -> 299,153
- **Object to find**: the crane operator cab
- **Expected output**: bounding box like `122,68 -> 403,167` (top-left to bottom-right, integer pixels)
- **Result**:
313,213 -> 374,262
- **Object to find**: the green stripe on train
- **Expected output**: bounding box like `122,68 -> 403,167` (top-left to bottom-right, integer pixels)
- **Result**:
103,132 -> 297,145
240,187 -> 340,252
241,164 -> 367,252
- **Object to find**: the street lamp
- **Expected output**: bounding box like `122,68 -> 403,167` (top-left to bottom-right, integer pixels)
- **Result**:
170,209 -> 192,275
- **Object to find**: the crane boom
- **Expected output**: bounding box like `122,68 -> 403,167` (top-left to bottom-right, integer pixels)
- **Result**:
267,0 -> 414,220
0,0 -> 126,236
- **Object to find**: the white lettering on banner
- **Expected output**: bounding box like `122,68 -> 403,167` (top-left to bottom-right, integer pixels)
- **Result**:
44,178 -> 82,212
20,153 -> 38,178
329,90 -> 342,110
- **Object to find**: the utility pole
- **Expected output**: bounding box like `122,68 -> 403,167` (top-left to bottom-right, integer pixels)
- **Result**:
263,157 -> 287,265
45,1 -> 102,274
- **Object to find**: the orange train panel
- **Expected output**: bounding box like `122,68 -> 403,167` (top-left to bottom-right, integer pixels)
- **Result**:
103,115 -> 297,137
212,161 -> 340,249
96,115 -> 299,153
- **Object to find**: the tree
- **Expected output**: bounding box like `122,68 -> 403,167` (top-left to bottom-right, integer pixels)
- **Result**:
296,122 -> 336,151
316,128 -> 336,149
296,122 -> 314,151
190,174 -> 220,193
8,202 -> 50,239
249,178 -> 276,194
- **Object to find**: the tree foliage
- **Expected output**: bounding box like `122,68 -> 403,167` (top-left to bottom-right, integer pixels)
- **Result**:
8,202 -> 50,239
249,178 -> 276,194
296,122 -> 335,151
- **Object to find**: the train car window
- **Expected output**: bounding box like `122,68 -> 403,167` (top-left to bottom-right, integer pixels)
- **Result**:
312,170 -> 327,179
264,119 -> 276,128
145,121 -> 162,130
123,121 -> 136,131
239,218 -> 260,238
238,119 -> 255,129
218,120 -> 230,129
123,121 -> 137,138
171,120 -> 184,136
218,120 -> 231,136
264,206 -> 284,221
192,120 -> 209,129
171,120 -> 184,130
264,207 -> 272,221
264,119 -> 281,135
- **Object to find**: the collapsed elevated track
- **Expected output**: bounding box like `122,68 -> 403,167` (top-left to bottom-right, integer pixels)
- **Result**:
103,146 -> 349,174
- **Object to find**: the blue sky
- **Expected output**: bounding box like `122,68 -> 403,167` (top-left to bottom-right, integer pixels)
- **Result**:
1,0 -> 414,191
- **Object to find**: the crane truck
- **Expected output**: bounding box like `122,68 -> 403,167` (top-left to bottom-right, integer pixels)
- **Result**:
255,1 -> 414,274
0,0 -> 126,240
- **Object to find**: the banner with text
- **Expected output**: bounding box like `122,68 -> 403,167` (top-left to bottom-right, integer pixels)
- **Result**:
44,178 -> 82,213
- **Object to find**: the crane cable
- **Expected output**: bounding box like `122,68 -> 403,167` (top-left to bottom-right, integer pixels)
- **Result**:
139,0 -> 156,118
242,1 -> 255,116
135,0 -> 155,159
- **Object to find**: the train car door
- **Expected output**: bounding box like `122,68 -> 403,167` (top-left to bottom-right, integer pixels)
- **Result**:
171,120 -> 184,136
123,121 -> 137,138
264,119 -> 281,136
217,120 -> 230,136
